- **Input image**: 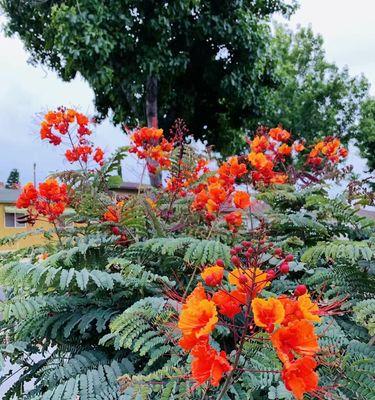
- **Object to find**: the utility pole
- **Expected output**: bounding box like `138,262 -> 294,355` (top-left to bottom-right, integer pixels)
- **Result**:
33,163 -> 36,186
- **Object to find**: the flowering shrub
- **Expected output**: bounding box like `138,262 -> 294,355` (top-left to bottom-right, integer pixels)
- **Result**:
1,108 -> 374,400
176,240 -> 324,399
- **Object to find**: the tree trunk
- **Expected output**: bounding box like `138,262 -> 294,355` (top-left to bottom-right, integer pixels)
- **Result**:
146,75 -> 162,187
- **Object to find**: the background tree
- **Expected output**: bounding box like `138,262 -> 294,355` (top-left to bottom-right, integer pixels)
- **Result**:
258,25 -> 369,143
1,0 -> 295,160
356,98 -> 375,171
5,168 -> 20,189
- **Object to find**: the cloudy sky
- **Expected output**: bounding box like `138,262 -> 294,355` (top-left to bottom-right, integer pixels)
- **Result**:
0,0 -> 373,185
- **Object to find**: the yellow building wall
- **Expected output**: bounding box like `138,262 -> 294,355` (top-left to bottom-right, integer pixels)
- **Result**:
0,203 -> 52,252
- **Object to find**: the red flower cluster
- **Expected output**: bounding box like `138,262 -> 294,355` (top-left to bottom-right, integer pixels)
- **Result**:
103,200 -> 124,223
191,156 -> 250,230
16,179 -> 69,223
177,283 -> 232,387
40,107 -> 104,166
176,240 -> 322,399
166,158 -> 209,197
129,127 -> 174,173
251,286 -> 321,399
247,127 -> 299,185
308,137 -> 348,167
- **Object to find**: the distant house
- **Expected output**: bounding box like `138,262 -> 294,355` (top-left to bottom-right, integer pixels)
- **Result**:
0,188 -> 50,252
111,181 -> 151,195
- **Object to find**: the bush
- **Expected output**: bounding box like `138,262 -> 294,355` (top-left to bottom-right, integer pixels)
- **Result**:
0,109 -> 373,400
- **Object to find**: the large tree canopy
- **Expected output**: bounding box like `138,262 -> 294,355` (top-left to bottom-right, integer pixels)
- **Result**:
356,98 -> 375,171
258,25 -> 369,144
1,0 -> 295,154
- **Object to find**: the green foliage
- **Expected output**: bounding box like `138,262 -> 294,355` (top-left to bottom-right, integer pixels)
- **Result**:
261,25 -> 369,144
5,168 -> 20,189
301,239 -> 374,264
127,237 -> 231,266
353,299 -> 375,336
357,98 -> 375,171
339,340 -> 375,400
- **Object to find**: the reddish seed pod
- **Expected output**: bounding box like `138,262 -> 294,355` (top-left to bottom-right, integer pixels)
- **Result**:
266,269 -> 276,280
245,249 -> 253,258
205,213 -> 215,222
246,247 -> 254,255
231,255 -> 241,267
285,254 -> 294,262
230,248 -> 238,256
216,259 -> 225,267
294,284 -> 307,296
279,262 -> 290,274
111,226 -> 121,236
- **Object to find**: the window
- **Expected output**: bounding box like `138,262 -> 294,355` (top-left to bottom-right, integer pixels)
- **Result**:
4,212 -> 26,228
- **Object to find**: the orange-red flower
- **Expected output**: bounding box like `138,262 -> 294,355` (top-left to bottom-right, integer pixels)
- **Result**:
93,147 -> 104,164
129,127 -> 173,171
190,341 -> 232,387
178,284 -> 218,350
278,143 -> 292,156
38,179 -> 67,202
293,142 -> 305,152
16,182 -> 38,208
212,290 -> 243,319
201,265 -> 224,287
248,152 -> 273,171
308,137 -> 347,166
269,127 -> 291,142
17,179 -> 69,222
278,294 -> 321,326
252,297 -> 285,332
251,135 -> 270,153
218,156 -> 248,182
233,191 -> 251,209
298,294 -> 321,323
228,267 -> 270,296
224,211 -> 243,231
279,297 -> 305,326
271,320 -> 319,364
103,201 -> 124,223
282,356 -> 319,400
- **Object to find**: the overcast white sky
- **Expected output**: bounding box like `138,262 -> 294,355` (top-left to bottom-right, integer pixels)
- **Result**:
0,0 -> 373,185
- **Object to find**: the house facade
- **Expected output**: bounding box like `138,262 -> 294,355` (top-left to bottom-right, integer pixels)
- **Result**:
0,188 -> 50,252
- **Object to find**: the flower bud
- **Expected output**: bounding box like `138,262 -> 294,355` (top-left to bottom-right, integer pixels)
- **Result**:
245,249 -> 253,258
279,262 -> 290,274
285,254 -> 294,262
216,259 -> 225,267
231,255 -> 241,267
242,241 -> 252,248
274,248 -> 283,257
266,269 -> 276,281
230,248 -> 238,256
294,284 -> 307,296
111,226 -> 121,236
